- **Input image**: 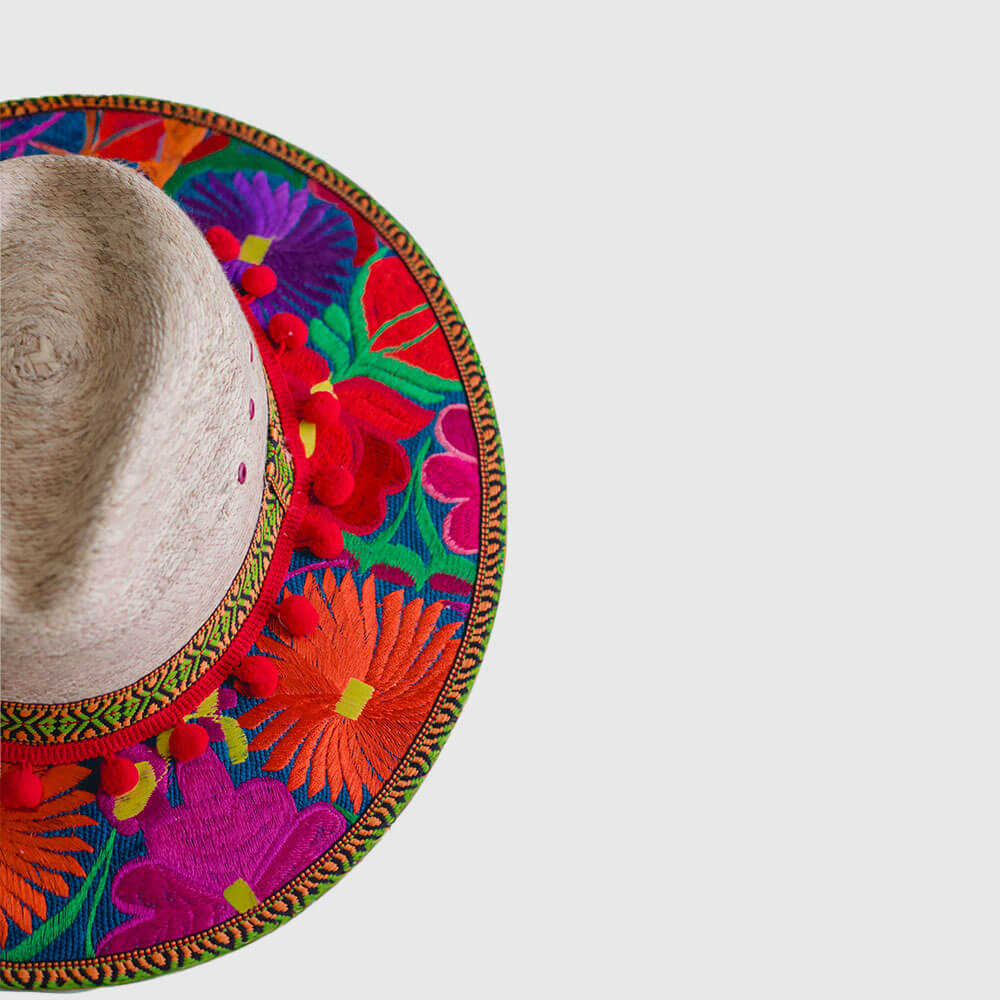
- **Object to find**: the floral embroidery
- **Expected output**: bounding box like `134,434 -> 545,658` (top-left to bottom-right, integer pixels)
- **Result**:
0,109 -> 209,188
0,764 -> 96,946
306,249 -> 462,409
240,571 -> 462,810
274,337 -> 434,536
422,404 -> 481,555
314,377 -> 433,535
178,170 -> 356,323
96,750 -> 346,954
154,688 -> 248,766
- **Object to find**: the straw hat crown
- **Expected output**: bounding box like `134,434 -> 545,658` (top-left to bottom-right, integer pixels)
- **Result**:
0,155 -> 268,703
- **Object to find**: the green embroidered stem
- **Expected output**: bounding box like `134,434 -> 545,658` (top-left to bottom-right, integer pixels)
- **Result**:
84,831 -> 117,957
415,470 -> 449,565
347,248 -> 390,361
3,831 -> 116,962
370,304 -> 430,343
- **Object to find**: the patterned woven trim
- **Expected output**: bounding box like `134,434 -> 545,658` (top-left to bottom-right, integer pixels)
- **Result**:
0,94 -> 506,990
0,337 -> 302,759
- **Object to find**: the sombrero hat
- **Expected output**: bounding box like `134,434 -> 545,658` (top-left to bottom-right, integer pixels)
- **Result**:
0,94 -> 505,990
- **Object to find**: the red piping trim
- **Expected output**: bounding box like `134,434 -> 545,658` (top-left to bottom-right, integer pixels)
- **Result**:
2,307 -> 308,764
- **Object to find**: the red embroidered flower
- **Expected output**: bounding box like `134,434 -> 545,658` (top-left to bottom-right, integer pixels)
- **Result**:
313,377 -> 433,534
279,343 -> 434,537
240,571 -> 462,811
28,110 -> 211,189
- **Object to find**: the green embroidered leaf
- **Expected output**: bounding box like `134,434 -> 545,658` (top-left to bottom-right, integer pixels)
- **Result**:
370,352 -> 460,393
430,551 -> 477,586
343,538 -> 431,588
308,318 -> 351,376
415,471 -> 448,564
163,146 -> 304,197
340,354 -> 452,405
322,303 -> 352,343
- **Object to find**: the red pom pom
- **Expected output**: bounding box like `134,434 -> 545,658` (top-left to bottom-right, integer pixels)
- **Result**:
284,374 -> 312,410
268,312 -> 308,352
101,755 -> 140,797
301,391 -> 340,426
1,763 -> 43,810
241,264 -> 277,297
205,225 -> 240,262
236,656 -> 280,699
314,465 -> 355,507
277,592 -> 319,636
298,506 -> 345,559
170,721 -> 209,762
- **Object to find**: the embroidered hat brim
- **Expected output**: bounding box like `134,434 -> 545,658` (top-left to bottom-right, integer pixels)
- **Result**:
0,95 -> 505,990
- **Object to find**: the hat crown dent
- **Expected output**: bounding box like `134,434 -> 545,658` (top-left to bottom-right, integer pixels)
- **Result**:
0,155 -> 269,705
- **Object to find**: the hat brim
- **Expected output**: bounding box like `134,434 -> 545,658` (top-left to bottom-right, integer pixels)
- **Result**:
0,94 -> 505,990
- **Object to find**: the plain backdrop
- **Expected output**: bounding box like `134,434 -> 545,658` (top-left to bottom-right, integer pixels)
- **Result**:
2,2 -> 997,997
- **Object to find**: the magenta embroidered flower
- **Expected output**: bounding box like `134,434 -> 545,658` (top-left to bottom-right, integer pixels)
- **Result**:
422,404 -> 480,555
96,750 -> 347,954
178,170 -> 355,323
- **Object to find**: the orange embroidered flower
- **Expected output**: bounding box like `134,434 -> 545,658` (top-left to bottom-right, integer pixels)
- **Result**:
0,763 -> 97,947
240,571 -> 462,811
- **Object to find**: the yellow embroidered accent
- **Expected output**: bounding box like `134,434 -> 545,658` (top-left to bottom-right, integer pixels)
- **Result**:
239,234 -> 272,264
300,420 -> 316,458
112,761 -> 157,820
152,689 -> 247,764
299,384 -> 336,458
335,678 -> 375,720
219,716 -> 249,764
223,878 -> 260,913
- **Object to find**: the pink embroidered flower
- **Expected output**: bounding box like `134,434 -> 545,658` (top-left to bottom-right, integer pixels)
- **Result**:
97,750 -> 346,954
422,404 -> 480,555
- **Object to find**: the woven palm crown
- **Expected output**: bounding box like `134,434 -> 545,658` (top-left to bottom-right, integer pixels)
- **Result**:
1,155 -> 269,703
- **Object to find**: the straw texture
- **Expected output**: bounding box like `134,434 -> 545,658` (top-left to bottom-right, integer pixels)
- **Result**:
0,156 -> 267,702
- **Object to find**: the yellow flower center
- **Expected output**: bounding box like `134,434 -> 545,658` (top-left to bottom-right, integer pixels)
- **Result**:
335,678 -> 375,720
238,234 -> 272,264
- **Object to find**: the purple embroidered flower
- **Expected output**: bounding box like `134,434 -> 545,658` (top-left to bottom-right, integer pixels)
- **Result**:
422,404 -> 480,556
96,749 -> 347,954
178,170 -> 355,322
